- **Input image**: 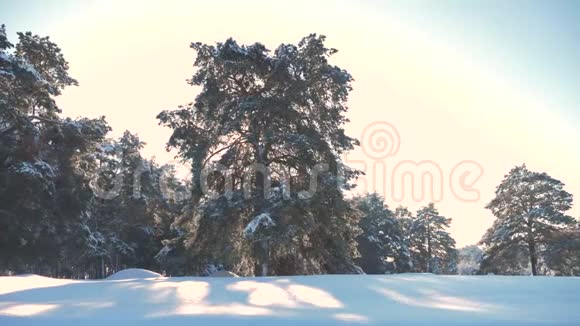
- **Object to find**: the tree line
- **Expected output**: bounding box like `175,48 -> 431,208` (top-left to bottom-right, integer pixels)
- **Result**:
1,24 -> 578,277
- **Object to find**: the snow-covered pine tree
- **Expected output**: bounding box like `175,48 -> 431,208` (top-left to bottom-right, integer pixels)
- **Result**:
1,25 -> 182,277
352,193 -> 410,274
405,203 -> 456,273
47,117 -> 110,277
0,24 -> 85,273
88,131 -> 185,277
542,222 -> 580,275
157,35 -> 362,276
457,245 -> 483,275
480,165 -> 576,275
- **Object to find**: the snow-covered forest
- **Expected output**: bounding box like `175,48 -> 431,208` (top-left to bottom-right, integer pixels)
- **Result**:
1,23 -> 579,279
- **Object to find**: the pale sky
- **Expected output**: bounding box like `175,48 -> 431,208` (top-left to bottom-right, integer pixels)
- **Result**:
2,0 -> 579,247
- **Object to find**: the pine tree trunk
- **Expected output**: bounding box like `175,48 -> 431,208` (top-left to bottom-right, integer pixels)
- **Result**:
259,239 -> 269,276
100,257 -> 105,279
527,219 -> 538,276
528,238 -> 538,276
252,137 -> 270,277
189,158 -> 205,210
427,217 -> 432,273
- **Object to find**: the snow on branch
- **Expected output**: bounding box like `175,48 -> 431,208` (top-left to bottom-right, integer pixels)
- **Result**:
244,213 -> 275,236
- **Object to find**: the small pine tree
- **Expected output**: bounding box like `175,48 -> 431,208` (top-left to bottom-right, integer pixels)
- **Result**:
353,193 -> 410,274
405,203 -> 456,273
457,245 -> 483,275
481,165 -> 575,275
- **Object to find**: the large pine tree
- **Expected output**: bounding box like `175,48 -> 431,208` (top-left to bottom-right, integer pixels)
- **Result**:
157,34 -> 362,276
481,165 -> 575,275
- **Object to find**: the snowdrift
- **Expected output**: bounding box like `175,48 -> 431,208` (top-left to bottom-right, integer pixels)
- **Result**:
1,274 -> 579,325
106,268 -> 162,280
0,274 -> 72,296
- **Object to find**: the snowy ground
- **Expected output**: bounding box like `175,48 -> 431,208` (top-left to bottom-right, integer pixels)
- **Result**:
1,273 -> 579,325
